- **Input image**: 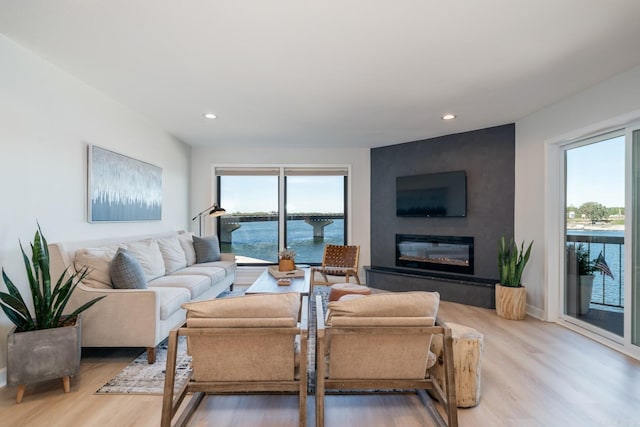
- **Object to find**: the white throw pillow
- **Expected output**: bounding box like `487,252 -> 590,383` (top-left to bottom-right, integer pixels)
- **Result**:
156,235 -> 187,273
177,232 -> 197,266
125,239 -> 166,281
74,245 -> 119,289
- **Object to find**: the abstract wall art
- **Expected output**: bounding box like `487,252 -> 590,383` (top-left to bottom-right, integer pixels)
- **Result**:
88,145 -> 162,222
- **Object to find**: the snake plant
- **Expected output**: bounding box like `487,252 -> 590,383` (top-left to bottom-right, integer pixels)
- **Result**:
0,225 -> 105,332
497,236 -> 533,287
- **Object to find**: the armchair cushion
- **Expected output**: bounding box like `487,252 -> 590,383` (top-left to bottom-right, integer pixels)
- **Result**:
326,291 -> 439,324
193,235 -> 221,263
182,292 -> 300,320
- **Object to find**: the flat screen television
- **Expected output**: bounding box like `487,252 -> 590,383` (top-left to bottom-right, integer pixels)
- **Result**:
396,170 -> 467,217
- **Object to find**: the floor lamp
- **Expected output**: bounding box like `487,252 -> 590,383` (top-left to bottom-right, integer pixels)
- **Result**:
192,203 -> 226,236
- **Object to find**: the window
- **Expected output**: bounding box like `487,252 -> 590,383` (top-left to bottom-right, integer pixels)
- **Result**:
217,166 -> 348,265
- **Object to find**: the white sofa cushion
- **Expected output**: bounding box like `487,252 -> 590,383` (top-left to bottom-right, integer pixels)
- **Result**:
149,274 -> 212,299
156,235 -> 187,273
196,260 -> 236,277
125,239 -> 166,281
172,266 -> 226,283
178,232 -> 197,266
74,245 -> 119,289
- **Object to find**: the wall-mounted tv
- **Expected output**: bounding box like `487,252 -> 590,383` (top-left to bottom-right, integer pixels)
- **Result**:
396,170 -> 467,217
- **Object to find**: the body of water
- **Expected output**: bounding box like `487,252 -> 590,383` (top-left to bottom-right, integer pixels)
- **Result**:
221,219 -> 345,264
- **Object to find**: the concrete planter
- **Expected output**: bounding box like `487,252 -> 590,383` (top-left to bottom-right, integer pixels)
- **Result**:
7,315 -> 82,403
579,275 -> 595,314
495,284 -> 527,320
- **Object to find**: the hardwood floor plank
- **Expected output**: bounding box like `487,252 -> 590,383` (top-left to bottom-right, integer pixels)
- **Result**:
1,300 -> 639,426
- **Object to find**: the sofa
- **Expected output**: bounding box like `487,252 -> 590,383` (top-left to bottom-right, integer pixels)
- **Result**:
48,231 -> 235,363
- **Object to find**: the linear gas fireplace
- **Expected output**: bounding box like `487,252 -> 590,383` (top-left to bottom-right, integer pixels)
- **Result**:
396,234 -> 474,275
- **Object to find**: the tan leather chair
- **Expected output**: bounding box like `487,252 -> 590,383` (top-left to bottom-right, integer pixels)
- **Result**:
310,245 -> 361,291
161,293 -> 308,427
315,292 -> 458,427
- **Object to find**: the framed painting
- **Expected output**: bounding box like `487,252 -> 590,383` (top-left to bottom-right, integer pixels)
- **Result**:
88,145 -> 162,222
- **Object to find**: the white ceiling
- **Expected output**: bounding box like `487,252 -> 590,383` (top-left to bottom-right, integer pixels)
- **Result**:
3,1 -> 640,149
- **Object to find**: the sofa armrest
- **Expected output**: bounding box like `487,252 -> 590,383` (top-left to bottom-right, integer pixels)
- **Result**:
69,284 -> 164,347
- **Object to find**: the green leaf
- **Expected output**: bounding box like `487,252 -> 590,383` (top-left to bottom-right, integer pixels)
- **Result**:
0,225 -> 103,331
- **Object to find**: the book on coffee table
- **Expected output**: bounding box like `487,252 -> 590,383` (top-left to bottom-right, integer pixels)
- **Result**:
277,278 -> 292,286
268,266 -> 305,278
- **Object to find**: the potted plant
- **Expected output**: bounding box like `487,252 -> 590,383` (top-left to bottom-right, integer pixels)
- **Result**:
496,236 -> 533,320
575,244 -> 596,314
0,225 -> 105,403
278,248 -> 296,272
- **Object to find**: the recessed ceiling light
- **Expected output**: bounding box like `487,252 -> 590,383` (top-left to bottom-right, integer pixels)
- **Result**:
441,114 -> 456,120
203,113 -> 217,119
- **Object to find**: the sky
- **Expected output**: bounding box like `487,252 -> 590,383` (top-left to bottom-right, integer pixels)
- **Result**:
220,175 -> 344,213
565,135 -> 625,208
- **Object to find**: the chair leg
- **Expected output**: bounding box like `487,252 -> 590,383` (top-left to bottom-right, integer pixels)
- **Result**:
147,346 -> 156,364
316,380 -> 325,427
442,328 -> 459,427
16,384 -> 26,404
161,330 -> 179,427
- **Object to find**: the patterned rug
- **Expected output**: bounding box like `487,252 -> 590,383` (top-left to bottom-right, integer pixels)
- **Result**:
95,287 -> 329,395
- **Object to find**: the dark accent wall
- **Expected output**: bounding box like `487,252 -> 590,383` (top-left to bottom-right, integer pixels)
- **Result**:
370,124 -> 515,282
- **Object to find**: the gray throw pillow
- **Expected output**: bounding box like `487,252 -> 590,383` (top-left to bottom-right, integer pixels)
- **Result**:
192,235 -> 221,263
110,247 -> 148,289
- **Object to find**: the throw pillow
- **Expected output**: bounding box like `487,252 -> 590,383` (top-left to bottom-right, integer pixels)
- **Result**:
156,235 -> 187,273
125,239 -> 166,281
73,245 -> 119,289
110,248 -> 148,289
177,232 -> 197,266
192,235 -> 221,263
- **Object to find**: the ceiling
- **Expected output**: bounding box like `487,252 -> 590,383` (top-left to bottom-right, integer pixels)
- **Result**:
3,1 -> 640,149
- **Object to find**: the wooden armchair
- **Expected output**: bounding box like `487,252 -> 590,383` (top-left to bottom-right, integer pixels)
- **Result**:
310,245 -> 361,289
315,292 -> 458,427
161,293 -> 308,427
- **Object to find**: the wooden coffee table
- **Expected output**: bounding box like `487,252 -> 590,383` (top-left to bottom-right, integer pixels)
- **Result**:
246,267 -> 311,297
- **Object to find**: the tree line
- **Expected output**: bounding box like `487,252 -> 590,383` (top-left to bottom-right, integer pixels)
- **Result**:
567,202 -> 624,224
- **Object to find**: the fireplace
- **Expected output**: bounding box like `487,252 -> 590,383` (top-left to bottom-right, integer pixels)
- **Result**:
396,234 -> 474,275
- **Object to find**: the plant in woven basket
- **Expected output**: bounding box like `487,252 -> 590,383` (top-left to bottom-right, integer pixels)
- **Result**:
0,224 -> 104,332
497,236 -> 533,288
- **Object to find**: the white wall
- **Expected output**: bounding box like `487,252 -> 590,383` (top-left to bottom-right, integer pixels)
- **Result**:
190,146 -> 371,274
0,36 -> 191,377
515,64 -> 640,319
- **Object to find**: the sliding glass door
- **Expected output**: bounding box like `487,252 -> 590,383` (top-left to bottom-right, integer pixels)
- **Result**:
563,132 -> 625,338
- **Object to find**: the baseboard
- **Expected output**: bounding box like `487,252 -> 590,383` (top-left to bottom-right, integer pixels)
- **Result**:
526,304 -> 544,320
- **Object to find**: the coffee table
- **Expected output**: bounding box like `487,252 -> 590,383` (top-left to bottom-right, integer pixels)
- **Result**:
246,267 -> 311,297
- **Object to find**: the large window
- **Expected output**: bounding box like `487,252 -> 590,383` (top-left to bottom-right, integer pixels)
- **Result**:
217,166 -> 348,265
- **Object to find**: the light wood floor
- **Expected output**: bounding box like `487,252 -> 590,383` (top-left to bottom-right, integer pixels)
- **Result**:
1,300 -> 640,427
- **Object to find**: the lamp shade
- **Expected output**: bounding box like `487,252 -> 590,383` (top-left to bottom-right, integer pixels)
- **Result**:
208,205 -> 226,217
192,203 -> 226,236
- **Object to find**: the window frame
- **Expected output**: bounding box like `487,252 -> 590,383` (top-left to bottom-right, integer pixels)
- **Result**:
214,164 -> 351,266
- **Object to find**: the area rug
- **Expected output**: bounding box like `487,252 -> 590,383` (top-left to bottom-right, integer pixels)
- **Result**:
95,287 -> 328,395
95,336 -> 190,395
